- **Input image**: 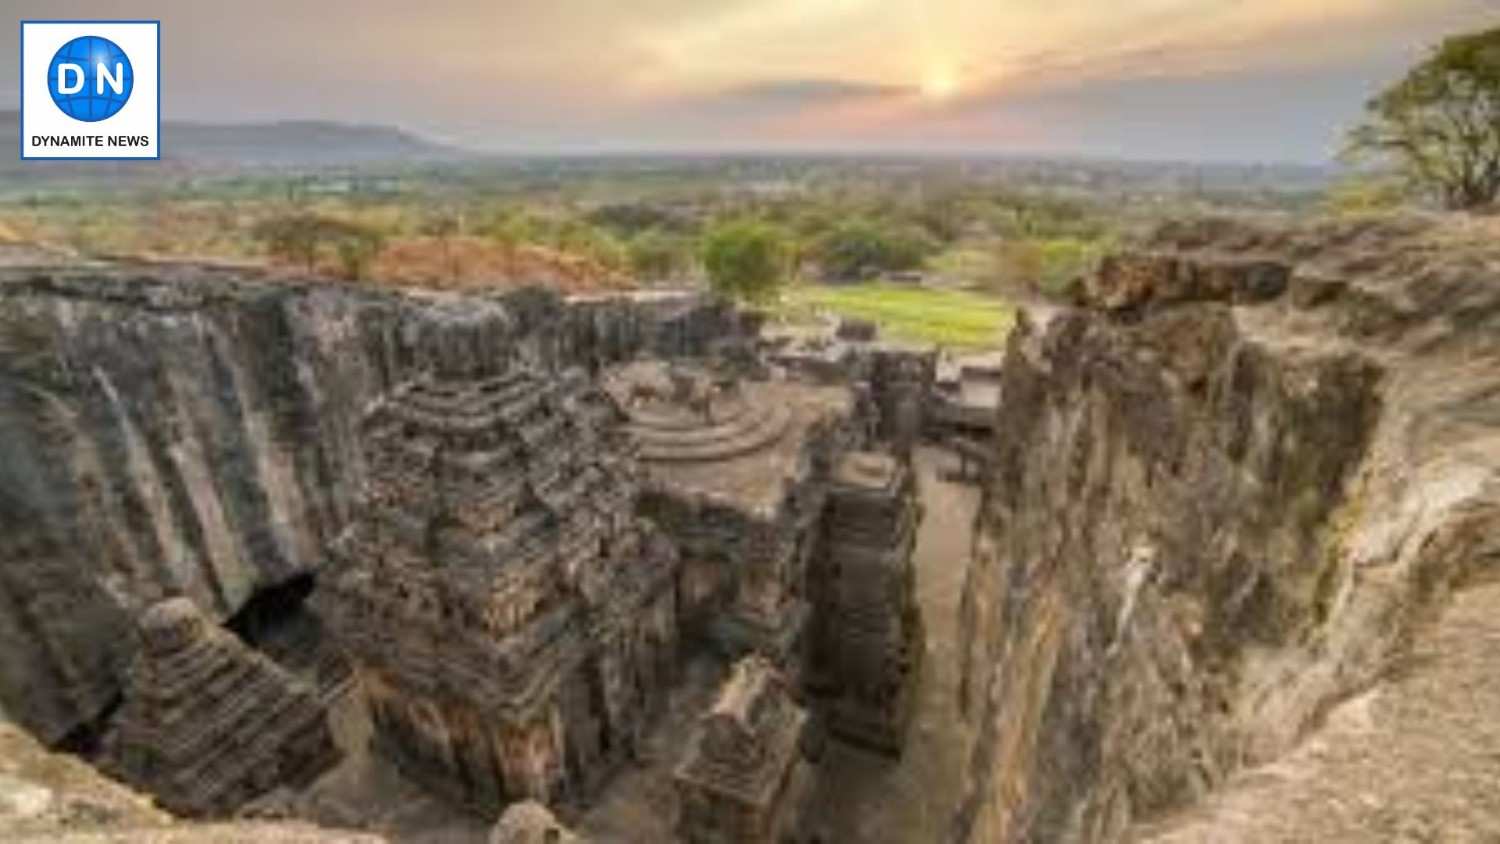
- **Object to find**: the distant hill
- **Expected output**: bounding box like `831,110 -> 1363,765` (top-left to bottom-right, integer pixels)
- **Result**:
0,110 -> 468,172
155,118 -> 466,166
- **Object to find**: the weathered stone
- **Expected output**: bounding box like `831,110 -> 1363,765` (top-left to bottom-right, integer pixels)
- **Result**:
107,598 -> 339,817
0,719 -> 379,843
953,217 -> 1500,843
835,318 -> 878,342
612,359 -> 867,672
491,800 -> 583,844
318,303 -> 681,815
673,656 -> 814,844
808,452 -> 922,754
0,265 -> 736,746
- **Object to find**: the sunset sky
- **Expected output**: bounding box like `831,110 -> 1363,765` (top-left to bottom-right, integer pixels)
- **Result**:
4,0 -> 1498,161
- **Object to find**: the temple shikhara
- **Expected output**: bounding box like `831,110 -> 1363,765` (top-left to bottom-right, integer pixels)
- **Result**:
107,598 -> 340,817
303,303 -> 933,838
809,451 -> 922,753
42,292 -> 934,841
673,656 -> 815,843
316,311 -> 681,813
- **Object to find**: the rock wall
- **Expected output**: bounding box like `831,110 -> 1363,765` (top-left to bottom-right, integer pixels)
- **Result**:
0,721 -> 382,843
0,265 -> 738,744
953,217 -> 1500,842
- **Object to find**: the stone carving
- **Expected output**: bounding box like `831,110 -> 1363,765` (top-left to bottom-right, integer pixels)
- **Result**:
835,318 -> 878,343
808,452 -> 922,753
611,360 -> 869,676
673,657 -> 814,843
106,598 -> 339,817
491,800 -> 584,844
318,327 -> 681,815
868,348 -> 937,458
0,265 -> 746,748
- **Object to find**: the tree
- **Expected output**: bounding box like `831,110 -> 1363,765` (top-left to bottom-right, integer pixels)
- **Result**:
252,213 -> 324,270
420,210 -> 464,281
1345,26 -> 1500,210
478,208 -> 540,277
813,219 -> 934,282
556,220 -> 627,272
701,219 -> 790,303
627,229 -> 689,282
325,220 -> 386,281
251,213 -> 386,279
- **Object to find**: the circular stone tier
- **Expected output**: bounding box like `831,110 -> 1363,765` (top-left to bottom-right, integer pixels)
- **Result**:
606,363 -> 790,463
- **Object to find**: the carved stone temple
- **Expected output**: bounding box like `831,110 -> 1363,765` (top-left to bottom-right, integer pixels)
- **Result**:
313,301 -> 930,832
809,451 -> 923,753
317,310 -> 681,815
605,357 -> 869,681
107,597 -> 340,817
673,656 -> 815,844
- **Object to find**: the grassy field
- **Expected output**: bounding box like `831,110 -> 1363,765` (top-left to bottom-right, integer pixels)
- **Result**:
780,282 -> 1015,349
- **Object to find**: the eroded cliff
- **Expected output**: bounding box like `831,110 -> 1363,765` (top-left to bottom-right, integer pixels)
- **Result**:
0,264 -> 738,744
953,217 -> 1500,842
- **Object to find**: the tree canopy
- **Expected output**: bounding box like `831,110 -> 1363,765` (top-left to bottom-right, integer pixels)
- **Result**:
812,218 -> 934,281
251,212 -> 386,279
701,219 -> 790,303
1345,25 -> 1500,210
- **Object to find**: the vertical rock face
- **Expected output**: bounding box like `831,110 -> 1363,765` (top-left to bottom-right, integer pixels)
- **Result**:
0,266 -> 737,745
953,218 -> 1500,842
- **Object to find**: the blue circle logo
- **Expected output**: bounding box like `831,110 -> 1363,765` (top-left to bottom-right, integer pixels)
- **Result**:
47,36 -> 134,122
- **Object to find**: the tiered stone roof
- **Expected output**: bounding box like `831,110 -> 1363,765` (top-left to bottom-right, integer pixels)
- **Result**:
674,656 -> 809,823
320,365 -> 676,722
110,598 -> 338,817
812,451 -> 922,753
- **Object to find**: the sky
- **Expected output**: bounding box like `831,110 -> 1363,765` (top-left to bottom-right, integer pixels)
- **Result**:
3,0 -> 1498,162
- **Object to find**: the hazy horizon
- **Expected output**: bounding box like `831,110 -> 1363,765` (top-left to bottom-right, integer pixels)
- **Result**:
4,0 -> 1498,164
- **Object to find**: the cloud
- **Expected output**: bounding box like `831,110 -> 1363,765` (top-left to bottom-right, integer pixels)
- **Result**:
0,0 -> 1494,159
709,78 -> 914,105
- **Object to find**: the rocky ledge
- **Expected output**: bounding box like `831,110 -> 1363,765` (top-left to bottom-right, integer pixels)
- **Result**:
952,216 -> 1500,842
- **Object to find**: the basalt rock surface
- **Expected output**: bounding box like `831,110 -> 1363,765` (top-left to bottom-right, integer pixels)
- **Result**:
953,217 -> 1500,842
0,720 -> 379,843
317,309 -> 681,814
673,656 -> 815,844
107,597 -> 339,817
0,264 -> 739,745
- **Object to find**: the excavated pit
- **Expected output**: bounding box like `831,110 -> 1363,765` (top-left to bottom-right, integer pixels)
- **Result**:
3,215 -> 1500,843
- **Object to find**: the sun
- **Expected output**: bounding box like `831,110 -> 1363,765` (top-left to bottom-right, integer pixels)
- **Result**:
921,67 -> 959,101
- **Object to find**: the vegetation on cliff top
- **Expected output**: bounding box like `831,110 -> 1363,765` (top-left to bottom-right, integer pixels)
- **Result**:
1346,25 -> 1500,210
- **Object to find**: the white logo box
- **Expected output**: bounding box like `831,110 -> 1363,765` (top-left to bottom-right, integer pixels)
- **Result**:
20,20 -> 160,160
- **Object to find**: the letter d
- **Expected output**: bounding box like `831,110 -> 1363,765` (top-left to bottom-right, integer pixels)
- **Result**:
56,63 -> 85,95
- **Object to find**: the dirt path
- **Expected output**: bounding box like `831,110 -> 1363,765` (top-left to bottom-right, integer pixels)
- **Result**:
1136,577 -> 1500,843
810,447 -> 981,843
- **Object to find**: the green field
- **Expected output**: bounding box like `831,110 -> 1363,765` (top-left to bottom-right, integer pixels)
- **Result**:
782,282 -> 1015,349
